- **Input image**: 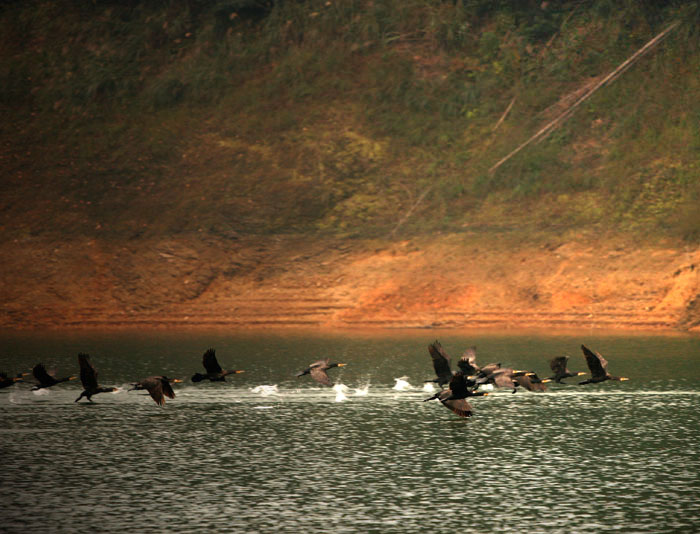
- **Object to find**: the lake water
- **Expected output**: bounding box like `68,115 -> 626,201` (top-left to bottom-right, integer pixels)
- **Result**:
1,329 -> 699,533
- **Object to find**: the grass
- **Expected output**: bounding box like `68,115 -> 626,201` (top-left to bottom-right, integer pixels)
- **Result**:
1,0 -> 699,244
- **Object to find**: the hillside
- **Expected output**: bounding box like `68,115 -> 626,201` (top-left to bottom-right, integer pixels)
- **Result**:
1,1 -> 699,331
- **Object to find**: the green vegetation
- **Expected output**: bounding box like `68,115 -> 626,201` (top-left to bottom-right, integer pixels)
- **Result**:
1,0 -> 699,243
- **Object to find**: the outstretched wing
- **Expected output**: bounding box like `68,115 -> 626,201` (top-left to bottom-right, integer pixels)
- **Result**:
78,353 -> 98,390
309,367 -> 332,387
447,372 -> 469,398
202,348 -> 222,374
161,378 -> 176,400
428,341 -> 452,381
457,346 -> 479,374
549,356 -> 568,376
140,377 -> 167,406
441,398 -> 473,418
581,345 -> 608,379
32,364 -> 55,386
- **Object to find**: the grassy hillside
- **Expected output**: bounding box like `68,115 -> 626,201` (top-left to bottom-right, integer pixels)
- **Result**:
2,0 -> 699,244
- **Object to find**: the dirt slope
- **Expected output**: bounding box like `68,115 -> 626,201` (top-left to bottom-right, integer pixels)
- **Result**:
1,233 -> 699,332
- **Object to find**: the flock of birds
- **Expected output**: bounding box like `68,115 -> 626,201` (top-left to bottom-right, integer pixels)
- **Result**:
0,342 -> 628,417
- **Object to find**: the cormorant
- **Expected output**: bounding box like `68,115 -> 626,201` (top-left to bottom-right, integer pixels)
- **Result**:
548,355 -> 586,383
192,348 -> 244,382
75,353 -> 118,402
424,372 -> 487,418
0,372 -> 27,389
474,366 -> 531,393
31,363 -> 76,390
579,344 -> 629,385
296,359 -> 347,386
131,376 -> 179,406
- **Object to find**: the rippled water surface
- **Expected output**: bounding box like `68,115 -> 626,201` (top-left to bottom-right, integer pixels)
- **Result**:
1,330 -> 699,533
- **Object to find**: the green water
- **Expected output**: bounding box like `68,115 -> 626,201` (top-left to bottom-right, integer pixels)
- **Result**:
1,330 -> 699,533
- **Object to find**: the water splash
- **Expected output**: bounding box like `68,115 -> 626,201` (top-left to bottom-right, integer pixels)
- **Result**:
251,385 -> 279,396
32,389 -> 50,396
422,382 -> 435,393
354,385 -> 370,396
333,383 -> 348,402
393,377 -> 412,391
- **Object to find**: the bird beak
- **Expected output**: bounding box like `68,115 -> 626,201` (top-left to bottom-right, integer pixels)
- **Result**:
541,379 -> 551,383
337,363 -> 348,367
483,392 -> 489,396
235,370 -> 245,374
620,377 -> 630,381
69,376 -> 77,381
577,372 -> 587,376
172,379 -> 183,383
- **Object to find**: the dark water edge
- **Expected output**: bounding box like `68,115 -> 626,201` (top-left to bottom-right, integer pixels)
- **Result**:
1,329 -> 699,533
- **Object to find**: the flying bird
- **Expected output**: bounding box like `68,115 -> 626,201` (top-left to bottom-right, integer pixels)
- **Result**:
579,344 -> 629,385
131,376 -> 179,406
32,363 -> 76,390
0,371 -> 27,389
296,359 -> 347,387
75,353 -> 118,402
548,355 -> 586,383
424,372 -> 487,418
192,348 -> 244,382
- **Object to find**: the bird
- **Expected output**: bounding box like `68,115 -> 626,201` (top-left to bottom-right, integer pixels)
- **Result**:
513,372 -> 550,392
426,340 -> 454,387
296,359 -> 347,386
0,371 -> 27,389
131,376 -> 180,406
579,344 -> 629,385
473,366 -> 531,393
191,348 -> 244,382
548,355 -> 586,383
75,353 -> 118,402
456,346 -> 480,375
32,363 -> 76,390
424,372 -> 487,418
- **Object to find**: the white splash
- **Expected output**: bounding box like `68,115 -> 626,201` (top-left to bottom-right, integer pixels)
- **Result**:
423,382 -> 436,393
393,377 -> 412,391
479,383 -> 494,391
32,388 -> 50,396
251,385 -> 279,396
333,383 -> 348,402
354,385 -> 369,396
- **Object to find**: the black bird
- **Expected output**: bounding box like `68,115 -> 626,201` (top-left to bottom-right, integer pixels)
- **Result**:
0,372 -> 27,389
32,363 -> 76,390
579,344 -> 629,385
296,359 -> 347,387
75,353 -> 118,402
424,372 -> 487,418
456,346 -> 480,375
131,376 -> 179,406
474,365 -> 531,393
548,355 -> 586,383
426,340 -> 454,387
192,348 -> 244,382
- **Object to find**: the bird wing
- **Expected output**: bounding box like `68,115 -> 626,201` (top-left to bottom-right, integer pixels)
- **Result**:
441,398 -> 473,418
161,378 -> 176,399
491,369 -> 516,389
141,377 -> 166,406
202,348 -> 222,374
309,367 -> 332,386
549,356 -> 568,375
32,364 -> 54,385
78,353 -> 98,390
581,345 -> 608,379
428,341 -> 452,380
457,347 -> 479,374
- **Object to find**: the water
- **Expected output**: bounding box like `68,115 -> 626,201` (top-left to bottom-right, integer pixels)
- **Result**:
1,329 -> 699,533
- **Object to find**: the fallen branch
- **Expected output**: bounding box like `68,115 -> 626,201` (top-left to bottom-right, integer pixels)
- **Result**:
492,96 -> 516,131
489,20 -> 680,174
